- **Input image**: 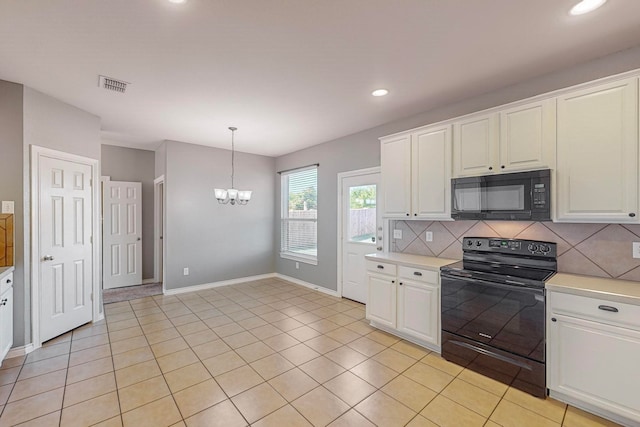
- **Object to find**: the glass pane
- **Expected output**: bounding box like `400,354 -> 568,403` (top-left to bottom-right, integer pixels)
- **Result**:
485,185 -> 525,210
282,219 -> 317,257
348,185 -> 376,243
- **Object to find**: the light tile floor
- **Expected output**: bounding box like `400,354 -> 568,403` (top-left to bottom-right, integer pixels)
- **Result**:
0,278 -> 622,426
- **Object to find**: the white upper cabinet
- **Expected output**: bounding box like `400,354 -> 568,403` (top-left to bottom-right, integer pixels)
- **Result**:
412,125 -> 452,219
453,100 -> 556,177
381,135 -> 411,217
453,113 -> 498,177
499,99 -> 556,172
381,124 -> 452,219
556,78 -> 639,223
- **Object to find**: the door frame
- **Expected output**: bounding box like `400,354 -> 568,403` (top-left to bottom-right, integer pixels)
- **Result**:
30,145 -> 102,350
336,166 -> 380,299
154,175 -> 165,293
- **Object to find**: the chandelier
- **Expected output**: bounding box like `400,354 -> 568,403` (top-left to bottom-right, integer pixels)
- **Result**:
214,127 -> 252,205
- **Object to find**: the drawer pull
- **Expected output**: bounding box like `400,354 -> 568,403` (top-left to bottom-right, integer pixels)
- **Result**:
377,265 -> 384,269
598,305 -> 619,313
0,298 -> 6,306
413,272 -> 422,276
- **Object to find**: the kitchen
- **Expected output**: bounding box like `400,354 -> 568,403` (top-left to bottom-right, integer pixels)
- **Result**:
1,0 -> 640,426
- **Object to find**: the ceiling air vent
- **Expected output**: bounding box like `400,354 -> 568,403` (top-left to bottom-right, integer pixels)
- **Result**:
98,75 -> 129,93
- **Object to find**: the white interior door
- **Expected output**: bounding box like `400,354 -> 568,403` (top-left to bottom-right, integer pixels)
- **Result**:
103,181 -> 142,289
341,172 -> 381,303
39,156 -> 93,342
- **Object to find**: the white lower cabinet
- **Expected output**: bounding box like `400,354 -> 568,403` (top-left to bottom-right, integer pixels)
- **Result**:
547,291 -> 640,426
0,272 -> 14,365
366,273 -> 397,329
366,260 -> 440,350
397,278 -> 439,344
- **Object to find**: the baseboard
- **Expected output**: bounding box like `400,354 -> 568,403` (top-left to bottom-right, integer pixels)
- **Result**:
162,272 -> 340,298
6,343 -> 36,359
163,273 -> 277,295
274,273 -> 340,298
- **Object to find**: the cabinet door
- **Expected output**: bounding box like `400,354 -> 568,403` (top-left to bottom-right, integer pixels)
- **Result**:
397,279 -> 438,345
499,99 -> 556,172
381,135 -> 411,217
412,125 -> 452,219
548,313 -> 640,422
366,273 -> 396,328
0,287 -> 12,362
453,113 -> 498,177
556,78 -> 639,223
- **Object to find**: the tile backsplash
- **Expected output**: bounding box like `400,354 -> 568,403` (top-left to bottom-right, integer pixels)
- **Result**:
391,220 -> 640,281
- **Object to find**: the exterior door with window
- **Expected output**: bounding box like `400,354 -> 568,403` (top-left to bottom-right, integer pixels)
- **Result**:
341,172 -> 380,303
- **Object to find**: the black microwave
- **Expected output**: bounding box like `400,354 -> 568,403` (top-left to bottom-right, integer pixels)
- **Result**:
451,169 -> 551,221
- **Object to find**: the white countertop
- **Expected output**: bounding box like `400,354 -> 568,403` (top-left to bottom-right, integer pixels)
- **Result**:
0,266 -> 14,280
546,272 -> 640,306
365,252 -> 458,270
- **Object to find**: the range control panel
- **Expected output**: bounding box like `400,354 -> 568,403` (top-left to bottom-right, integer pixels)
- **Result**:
463,237 -> 556,258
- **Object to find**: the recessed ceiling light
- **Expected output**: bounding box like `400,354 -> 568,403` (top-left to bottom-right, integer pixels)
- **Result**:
372,89 -> 389,97
168,0 -> 187,4
570,0 -> 607,15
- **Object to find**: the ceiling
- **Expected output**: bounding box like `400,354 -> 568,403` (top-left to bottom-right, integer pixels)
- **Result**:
1,1 -> 640,157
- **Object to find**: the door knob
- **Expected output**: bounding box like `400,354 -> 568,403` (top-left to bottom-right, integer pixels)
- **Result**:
43,255 -> 55,261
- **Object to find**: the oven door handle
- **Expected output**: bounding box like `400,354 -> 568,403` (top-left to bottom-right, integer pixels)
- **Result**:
440,272 -> 544,296
449,340 -> 533,371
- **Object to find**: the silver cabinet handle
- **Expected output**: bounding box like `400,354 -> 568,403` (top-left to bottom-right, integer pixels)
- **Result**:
598,305 -> 618,313
1,298 -> 7,306
376,247 -> 382,251
43,255 -> 55,261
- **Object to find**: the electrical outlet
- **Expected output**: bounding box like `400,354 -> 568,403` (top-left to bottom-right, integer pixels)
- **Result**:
1,201 -> 14,214
633,242 -> 640,259
183,267 -> 189,275
393,229 -> 402,239
295,262 -> 299,269
425,231 -> 433,242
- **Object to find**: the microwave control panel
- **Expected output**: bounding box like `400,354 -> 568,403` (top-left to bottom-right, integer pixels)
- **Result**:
533,183 -> 547,207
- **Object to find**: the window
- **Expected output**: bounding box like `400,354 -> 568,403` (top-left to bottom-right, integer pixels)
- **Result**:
280,166 -> 318,264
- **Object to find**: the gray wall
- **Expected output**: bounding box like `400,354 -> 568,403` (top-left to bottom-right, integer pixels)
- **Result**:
0,80 -> 25,346
163,140 -> 275,290
274,44 -> 640,292
155,142 -> 167,178
16,87 -> 100,346
101,145 -> 156,280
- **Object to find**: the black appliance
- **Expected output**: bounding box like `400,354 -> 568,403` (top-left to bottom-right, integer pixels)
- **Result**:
451,169 -> 551,221
440,237 -> 557,398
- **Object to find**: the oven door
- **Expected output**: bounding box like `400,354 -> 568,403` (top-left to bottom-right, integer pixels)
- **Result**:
440,272 -> 545,363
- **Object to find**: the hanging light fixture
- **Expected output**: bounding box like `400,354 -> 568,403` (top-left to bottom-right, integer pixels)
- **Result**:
214,127 -> 252,205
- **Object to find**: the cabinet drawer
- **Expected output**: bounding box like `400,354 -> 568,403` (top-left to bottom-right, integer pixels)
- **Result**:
549,291 -> 640,331
366,260 -> 397,276
398,266 -> 437,284
0,273 -> 12,295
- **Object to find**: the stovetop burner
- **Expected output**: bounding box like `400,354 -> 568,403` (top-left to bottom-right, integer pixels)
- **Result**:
441,237 -> 558,288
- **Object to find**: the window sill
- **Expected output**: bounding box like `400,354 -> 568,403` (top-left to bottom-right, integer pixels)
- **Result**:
280,252 -> 318,266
